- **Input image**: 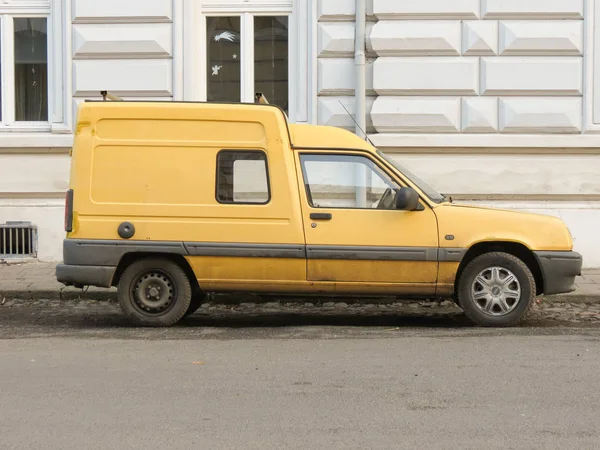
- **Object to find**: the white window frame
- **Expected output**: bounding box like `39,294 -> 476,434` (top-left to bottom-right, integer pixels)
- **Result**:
585,0 -> 600,131
181,0 -> 314,123
0,0 -> 69,134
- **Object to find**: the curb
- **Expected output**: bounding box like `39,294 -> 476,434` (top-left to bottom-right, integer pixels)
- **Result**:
2,290 -> 599,304
1,289 -> 117,302
540,293 -> 600,304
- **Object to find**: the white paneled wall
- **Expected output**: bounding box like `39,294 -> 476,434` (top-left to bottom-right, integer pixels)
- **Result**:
462,21 -> 498,55
369,21 -> 461,56
372,0 -> 480,19
498,21 -> 583,56
318,0 -> 585,135
317,0 -> 599,267
72,0 -> 173,22
371,97 -> 462,133
373,58 -> 479,96
0,154 -> 70,195
481,0 -> 584,20
72,24 -> 173,58
71,0 -> 174,99
389,153 -> 600,196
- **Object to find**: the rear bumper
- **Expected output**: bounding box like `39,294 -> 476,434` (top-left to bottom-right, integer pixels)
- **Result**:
534,251 -> 583,295
56,264 -> 116,288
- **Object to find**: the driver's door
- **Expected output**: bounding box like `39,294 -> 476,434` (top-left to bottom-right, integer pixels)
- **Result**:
296,151 -> 439,289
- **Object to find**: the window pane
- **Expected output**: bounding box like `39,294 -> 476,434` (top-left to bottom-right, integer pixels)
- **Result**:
207,17 -> 241,103
254,16 -> 288,113
217,151 -> 270,204
15,18 -> 48,121
300,154 -> 400,209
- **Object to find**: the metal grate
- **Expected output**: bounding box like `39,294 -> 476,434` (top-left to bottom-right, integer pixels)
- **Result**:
0,222 -> 37,258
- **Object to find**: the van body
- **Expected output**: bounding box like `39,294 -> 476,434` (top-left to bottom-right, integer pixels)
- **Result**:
56,101 -> 582,327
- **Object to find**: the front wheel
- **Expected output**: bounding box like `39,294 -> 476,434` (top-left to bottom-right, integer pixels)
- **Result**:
118,258 -> 192,327
457,252 -> 535,327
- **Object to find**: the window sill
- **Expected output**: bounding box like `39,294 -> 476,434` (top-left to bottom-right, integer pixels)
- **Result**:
0,132 -> 73,150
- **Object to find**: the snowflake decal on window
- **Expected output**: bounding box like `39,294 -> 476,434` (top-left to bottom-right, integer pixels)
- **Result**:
211,65 -> 222,76
214,31 -> 235,42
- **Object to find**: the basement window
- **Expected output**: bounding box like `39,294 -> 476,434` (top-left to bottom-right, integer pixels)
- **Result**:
0,222 -> 37,258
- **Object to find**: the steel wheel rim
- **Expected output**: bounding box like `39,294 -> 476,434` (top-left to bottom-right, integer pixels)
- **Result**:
131,270 -> 177,316
471,266 -> 521,316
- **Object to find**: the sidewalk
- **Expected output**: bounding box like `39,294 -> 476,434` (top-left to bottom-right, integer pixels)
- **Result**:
0,261 -> 116,301
1,261 -> 599,303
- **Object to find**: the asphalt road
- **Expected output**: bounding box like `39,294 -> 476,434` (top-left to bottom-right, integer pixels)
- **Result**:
1,302 -> 600,449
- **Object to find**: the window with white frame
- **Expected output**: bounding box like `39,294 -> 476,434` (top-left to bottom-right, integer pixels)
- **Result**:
196,0 -> 310,122
1,11 -> 49,126
206,15 -> 289,112
0,0 -> 68,133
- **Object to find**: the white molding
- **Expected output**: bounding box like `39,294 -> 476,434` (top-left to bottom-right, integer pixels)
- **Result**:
586,0 -> 600,130
48,0 -> 59,126
369,133 -> 600,148
0,133 -> 72,148
290,0 -> 309,122
0,2 -> 50,14
2,16 -> 15,125
240,12 -> 254,103
201,0 -> 293,14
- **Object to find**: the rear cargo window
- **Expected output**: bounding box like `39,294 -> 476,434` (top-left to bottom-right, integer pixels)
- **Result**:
216,151 -> 270,204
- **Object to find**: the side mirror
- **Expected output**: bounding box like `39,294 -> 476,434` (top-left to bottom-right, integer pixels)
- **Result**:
394,187 -> 421,211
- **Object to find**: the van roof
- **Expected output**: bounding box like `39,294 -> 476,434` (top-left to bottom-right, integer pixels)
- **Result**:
289,124 -> 374,152
80,100 -> 375,152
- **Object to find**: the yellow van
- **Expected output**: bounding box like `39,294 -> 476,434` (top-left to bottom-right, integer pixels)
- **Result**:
56,99 -> 582,327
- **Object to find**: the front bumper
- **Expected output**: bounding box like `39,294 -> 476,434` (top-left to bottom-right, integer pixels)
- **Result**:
56,264 -> 116,288
534,251 -> 583,295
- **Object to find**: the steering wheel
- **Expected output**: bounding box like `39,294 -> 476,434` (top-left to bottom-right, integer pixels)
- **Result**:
376,187 -> 395,209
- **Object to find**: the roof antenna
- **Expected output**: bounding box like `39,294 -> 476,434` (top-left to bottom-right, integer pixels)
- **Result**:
339,100 -> 375,147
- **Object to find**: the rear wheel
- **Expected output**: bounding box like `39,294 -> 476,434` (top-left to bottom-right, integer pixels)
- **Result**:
118,258 -> 192,327
184,289 -> 206,317
457,252 -> 535,327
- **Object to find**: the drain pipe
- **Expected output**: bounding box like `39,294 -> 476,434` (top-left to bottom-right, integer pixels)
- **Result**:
354,0 -> 367,207
354,0 -> 366,140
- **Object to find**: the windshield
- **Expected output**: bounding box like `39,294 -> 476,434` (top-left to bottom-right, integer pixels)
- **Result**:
376,150 -> 446,204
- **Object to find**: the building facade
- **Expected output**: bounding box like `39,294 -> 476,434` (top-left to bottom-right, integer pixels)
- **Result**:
1,0 -> 599,267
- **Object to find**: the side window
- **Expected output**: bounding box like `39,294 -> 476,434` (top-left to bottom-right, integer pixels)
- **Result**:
300,154 -> 400,209
216,151 -> 270,204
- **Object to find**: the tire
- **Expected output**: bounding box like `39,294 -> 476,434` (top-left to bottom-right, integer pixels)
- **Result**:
118,258 -> 192,327
183,291 -> 206,318
457,252 -> 535,327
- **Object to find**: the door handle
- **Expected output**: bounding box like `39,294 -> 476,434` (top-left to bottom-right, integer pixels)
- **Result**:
310,212 -> 332,220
